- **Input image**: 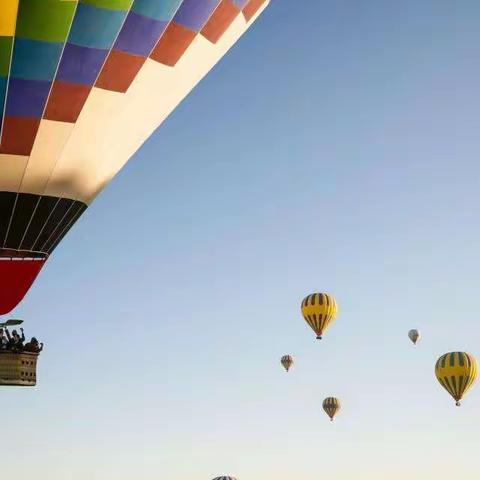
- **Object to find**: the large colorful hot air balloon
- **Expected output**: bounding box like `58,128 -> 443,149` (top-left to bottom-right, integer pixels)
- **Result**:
301,293 -> 337,340
0,0 -> 269,314
322,396 -> 340,421
280,354 -> 293,372
435,352 -> 478,406
408,329 -> 420,345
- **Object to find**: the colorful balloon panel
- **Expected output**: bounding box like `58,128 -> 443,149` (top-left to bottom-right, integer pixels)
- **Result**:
0,0 -> 269,314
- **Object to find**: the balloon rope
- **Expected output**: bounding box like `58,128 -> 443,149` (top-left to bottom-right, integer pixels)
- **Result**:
36,201 -> 76,253
47,203 -> 85,253
25,198 -> 62,253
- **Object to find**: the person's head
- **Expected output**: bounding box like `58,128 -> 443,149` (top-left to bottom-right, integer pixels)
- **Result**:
12,330 -> 18,339
0,329 -> 4,336
31,337 -> 38,345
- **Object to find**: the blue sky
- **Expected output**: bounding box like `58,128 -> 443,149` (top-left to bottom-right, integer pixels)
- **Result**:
3,1 -> 480,479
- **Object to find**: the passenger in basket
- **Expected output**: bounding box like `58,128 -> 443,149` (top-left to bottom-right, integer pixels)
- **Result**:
24,337 -> 43,354
0,329 -> 7,350
5,328 -> 25,351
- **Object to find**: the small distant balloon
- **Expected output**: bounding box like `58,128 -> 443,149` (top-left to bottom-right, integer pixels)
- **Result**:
301,293 -> 338,340
435,352 -> 478,406
408,329 -> 420,345
323,397 -> 341,421
213,477 -> 237,480
281,355 -> 294,372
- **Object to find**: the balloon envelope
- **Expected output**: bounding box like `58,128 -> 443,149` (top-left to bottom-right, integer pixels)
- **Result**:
0,0 -> 270,314
435,352 -> 478,405
408,329 -> 420,345
323,396 -> 340,421
281,354 -> 294,372
301,293 -> 338,339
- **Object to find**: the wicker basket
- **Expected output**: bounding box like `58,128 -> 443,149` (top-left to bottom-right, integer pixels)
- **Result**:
0,351 -> 39,386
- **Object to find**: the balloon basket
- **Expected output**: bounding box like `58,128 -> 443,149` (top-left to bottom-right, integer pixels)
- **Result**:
0,351 -> 39,386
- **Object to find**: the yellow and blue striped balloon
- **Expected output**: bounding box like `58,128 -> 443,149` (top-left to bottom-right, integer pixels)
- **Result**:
435,352 -> 478,406
301,293 -> 338,340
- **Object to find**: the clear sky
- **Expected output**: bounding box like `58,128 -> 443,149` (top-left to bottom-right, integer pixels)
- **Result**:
3,1 -> 480,479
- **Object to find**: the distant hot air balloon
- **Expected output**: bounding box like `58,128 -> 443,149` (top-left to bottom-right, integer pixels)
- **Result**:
408,329 -> 420,345
301,293 -> 337,340
322,397 -> 340,421
281,354 -> 294,372
435,352 -> 478,406
213,477 -> 237,480
0,0 -> 270,315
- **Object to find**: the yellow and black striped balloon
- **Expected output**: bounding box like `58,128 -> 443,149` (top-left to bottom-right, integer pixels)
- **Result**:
301,293 -> 338,340
435,352 -> 478,406
281,355 -> 294,372
322,397 -> 341,421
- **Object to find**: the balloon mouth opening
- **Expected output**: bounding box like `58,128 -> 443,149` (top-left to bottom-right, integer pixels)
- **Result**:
456,401 -> 461,407
0,250 -> 48,315
0,249 -> 48,260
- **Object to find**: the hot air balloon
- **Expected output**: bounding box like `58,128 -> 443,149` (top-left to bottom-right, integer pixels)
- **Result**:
322,396 -> 340,421
301,293 -> 337,340
0,0 -> 270,315
213,477 -> 237,480
435,352 -> 478,406
281,354 -> 293,372
408,329 -> 420,345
